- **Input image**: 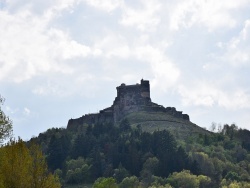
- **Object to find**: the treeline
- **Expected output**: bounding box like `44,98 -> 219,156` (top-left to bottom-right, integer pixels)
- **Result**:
33,119 -> 198,186
31,120 -> 250,187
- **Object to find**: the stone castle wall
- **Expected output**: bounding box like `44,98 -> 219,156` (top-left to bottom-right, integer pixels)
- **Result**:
67,79 -> 189,130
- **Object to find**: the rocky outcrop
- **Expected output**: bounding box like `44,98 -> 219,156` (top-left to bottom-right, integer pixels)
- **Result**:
67,79 -> 189,130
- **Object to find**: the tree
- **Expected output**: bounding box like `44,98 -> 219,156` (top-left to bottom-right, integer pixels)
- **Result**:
210,122 -> 217,132
220,179 -> 250,188
65,157 -> 91,184
47,134 -> 70,171
152,130 -> 177,177
29,141 -> 61,188
167,170 -> 211,188
191,152 -> 215,177
150,176 -> 168,187
0,96 -> 12,143
93,177 -> 118,188
225,171 -> 240,181
222,124 -> 238,140
113,164 -> 130,183
140,157 -> 159,187
0,139 -> 60,188
119,176 -> 140,188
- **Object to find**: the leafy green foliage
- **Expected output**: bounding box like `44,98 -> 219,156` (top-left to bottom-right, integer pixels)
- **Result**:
93,177 -> 118,188
0,139 -> 60,188
64,157 -> 91,184
140,157 -> 159,187
167,170 -> 211,188
119,176 -> 139,188
113,164 -> 130,183
0,96 -> 12,143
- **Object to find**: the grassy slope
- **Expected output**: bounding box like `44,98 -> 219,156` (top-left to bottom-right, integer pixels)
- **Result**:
122,111 -> 210,139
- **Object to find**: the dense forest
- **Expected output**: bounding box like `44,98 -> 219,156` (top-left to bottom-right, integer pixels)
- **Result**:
31,119 -> 250,188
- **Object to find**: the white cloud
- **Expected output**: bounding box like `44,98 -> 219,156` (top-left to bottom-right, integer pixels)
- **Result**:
47,28 -> 92,59
32,81 -> 65,96
32,73 -> 96,97
83,0 -> 123,12
23,107 -> 31,116
134,45 -> 180,91
5,0 -> 79,14
170,0 -> 250,31
242,20 -> 250,40
92,33 -> 179,92
218,90 -> 250,109
178,83 -> 217,107
0,7 -> 98,83
220,19 -> 250,67
94,35 -> 130,58
120,0 -> 161,31
178,82 -> 250,109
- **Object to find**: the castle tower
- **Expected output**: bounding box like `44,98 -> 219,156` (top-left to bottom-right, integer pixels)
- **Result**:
113,79 -> 151,123
140,79 -> 150,99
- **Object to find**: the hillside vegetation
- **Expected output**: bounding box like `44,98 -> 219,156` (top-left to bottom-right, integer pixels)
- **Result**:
124,111 -> 209,139
31,118 -> 250,188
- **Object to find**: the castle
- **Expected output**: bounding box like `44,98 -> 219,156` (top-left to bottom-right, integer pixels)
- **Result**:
67,79 -> 189,130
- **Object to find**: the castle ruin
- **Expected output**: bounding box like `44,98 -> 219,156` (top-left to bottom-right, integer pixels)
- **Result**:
67,79 -> 189,130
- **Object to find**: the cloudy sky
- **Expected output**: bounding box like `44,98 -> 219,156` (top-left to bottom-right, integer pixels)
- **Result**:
1,0 -> 250,140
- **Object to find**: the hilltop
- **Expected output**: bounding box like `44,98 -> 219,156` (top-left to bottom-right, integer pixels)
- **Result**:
67,79 -> 207,138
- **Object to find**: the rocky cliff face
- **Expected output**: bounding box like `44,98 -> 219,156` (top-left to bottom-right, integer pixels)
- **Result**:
67,79 -> 189,130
